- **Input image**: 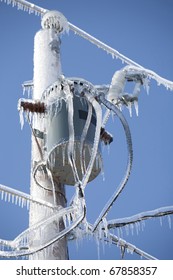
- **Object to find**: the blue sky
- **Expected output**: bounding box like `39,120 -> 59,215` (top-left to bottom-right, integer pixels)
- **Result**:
0,0 -> 173,260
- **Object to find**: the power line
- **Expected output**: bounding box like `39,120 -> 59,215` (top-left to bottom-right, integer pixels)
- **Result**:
1,0 -> 173,90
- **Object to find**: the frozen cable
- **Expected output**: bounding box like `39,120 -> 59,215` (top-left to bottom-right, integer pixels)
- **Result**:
109,233 -> 157,260
93,95 -> 133,231
107,205 -> 173,229
32,161 -> 65,202
85,223 -> 157,260
0,183 -> 55,210
46,167 -> 57,206
0,198 -> 86,257
81,92 -> 102,189
80,101 -> 92,175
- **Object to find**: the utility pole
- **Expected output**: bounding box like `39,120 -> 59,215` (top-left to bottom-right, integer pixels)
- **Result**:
29,11 -> 69,260
1,0 -> 173,261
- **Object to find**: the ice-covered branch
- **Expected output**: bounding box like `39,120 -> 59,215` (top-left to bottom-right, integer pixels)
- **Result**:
0,183 -> 55,210
107,206 -> 173,229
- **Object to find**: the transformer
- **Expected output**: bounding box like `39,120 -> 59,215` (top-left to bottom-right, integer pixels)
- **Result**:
45,82 -> 102,186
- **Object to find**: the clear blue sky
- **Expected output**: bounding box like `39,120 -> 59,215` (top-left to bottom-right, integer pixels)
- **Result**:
0,0 -> 173,260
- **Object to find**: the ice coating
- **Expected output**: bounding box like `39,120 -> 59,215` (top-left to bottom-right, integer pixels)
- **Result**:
1,0 -> 173,259
107,206 -> 173,229
93,95 -> 133,231
80,101 -> 92,175
41,10 -> 69,33
33,28 -> 61,101
0,183 -> 54,210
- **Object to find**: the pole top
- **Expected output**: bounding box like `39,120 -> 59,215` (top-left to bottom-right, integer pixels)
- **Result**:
41,10 -> 69,33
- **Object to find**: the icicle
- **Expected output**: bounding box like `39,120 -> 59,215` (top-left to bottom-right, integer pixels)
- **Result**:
134,100 -> 139,116
1,190 -> 4,200
19,107 -> 24,129
127,102 -> 132,117
159,216 -> 163,227
95,233 -> 101,260
102,217 -> 108,238
120,246 -> 126,259
18,196 -> 21,207
8,193 -> 11,202
117,228 -> 120,238
21,198 -> 25,208
130,223 -> 134,235
125,224 -> 129,235
135,222 -> 139,235
4,192 -> 8,202
11,194 -> 15,204
168,215 -> 171,229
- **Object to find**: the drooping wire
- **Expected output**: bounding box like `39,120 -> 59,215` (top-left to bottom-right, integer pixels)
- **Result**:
93,94 -> 133,232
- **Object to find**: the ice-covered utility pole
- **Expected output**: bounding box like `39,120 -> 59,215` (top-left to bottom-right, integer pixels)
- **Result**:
1,0 -> 173,261
28,11 -> 69,260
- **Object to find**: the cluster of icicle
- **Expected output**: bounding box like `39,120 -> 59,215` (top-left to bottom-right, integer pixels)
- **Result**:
2,0 -> 173,90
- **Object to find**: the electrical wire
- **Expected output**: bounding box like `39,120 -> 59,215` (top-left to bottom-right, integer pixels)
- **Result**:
93,94 -> 133,232
1,0 -> 173,90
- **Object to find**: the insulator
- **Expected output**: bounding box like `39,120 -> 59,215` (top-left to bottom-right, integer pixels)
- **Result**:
100,127 -> 113,145
19,100 -> 46,114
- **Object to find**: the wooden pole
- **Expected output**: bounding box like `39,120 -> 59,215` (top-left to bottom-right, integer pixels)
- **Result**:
29,11 -> 69,260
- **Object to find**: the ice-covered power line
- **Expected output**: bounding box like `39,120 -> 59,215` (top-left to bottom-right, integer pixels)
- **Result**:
1,0 -> 173,90
107,206 -> 173,229
0,183 -> 55,210
0,0 -> 47,15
